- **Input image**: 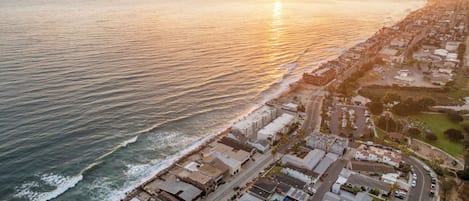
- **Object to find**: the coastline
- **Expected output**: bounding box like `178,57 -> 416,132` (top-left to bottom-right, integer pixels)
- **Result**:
119,1 -> 431,200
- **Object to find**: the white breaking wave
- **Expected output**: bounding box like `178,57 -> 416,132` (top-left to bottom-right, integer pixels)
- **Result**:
13,135 -> 139,201
14,173 -> 83,201
95,135 -> 138,162
110,132 -> 219,201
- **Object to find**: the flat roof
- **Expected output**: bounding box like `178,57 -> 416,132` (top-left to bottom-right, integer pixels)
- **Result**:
212,142 -> 250,162
159,180 -> 202,201
218,137 -> 254,153
347,173 -> 391,192
198,164 -> 223,178
258,113 -> 295,137
313,157 -> 334,175
276,174 -> 306,189
238,193 -> 264,201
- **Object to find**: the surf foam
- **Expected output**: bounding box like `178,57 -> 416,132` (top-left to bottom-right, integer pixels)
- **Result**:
14,173 -> 83,201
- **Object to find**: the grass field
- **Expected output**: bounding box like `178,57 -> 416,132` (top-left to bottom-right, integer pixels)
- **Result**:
359,86 -> 463,105
410,113 -> 464,158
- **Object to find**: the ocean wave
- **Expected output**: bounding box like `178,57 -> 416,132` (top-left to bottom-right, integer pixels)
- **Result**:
13,135 -> 139,201
110,132 -> 220,201
14,173 -> 83,201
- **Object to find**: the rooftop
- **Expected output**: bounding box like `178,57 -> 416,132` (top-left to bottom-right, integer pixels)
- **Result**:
159,180 -> 202,201
347,173 -> 392,192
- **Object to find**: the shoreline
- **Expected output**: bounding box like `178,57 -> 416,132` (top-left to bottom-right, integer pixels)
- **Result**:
120,1 -> 432,200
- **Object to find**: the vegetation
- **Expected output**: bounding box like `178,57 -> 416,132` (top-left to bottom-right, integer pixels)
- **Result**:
391,97 -> 435,116
426,133 -> 438,141
407,127 -> 421,137
444,128 -> 464,142
411,114 -> 464,158
382,93 -> 401,104
376,115 -> 402,132
447,111 -> 464,123
366,101 -> 384,115
359,85 -> 465,105
458,43 -> 466,60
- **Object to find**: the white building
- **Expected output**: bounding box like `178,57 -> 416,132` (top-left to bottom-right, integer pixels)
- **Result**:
232,106 -> 277,137
381,173 -> 399,184
445,41 -> 461,52
354,144 -> 401,167
205,142 -> 250,175
281,149 -> 326,170
257,113 -> 295,142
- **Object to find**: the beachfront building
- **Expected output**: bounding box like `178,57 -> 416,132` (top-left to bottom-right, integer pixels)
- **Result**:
354,144 -> 402,167
379,48 -> 403,64
302,67 -> 336,86
158,180 -> 203,201
281,149 -> 326,171
175,168 -> 214,193
203,142 -> 250,175
257,113 -> 295,144
231,106 -> 277,137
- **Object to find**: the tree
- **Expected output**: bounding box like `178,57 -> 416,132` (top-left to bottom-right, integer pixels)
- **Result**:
366,101 -> 384,115
441,178 -> 456,200
447,111 -> 464,123
382,93 -> 401,104
444,128 -> 464,141
426,133 -> 438,141
418,97 -> 436,108
407,128 -> 421,137
458,43 -> 466,60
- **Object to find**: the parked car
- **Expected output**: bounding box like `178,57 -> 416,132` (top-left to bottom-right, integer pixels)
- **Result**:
412,180 -> 416,187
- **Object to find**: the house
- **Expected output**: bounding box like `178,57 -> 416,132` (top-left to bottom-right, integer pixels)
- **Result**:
249,177 -> 278,200
204,142 -> 250,175
354,144 -> 401,167
388,132 -> 404,143
158,180 -> 203,201
200,156 -> 230,178
445,41 -> 461,52
281,163 -> 318,184
345,173 -> 391,197
379,48 -> 403,64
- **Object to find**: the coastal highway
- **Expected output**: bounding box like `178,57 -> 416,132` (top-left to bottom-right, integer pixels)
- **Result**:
204,153 -> 274,201
404,156 -> 434,201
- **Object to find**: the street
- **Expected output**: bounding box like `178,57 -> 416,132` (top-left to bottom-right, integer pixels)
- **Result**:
404,157 -> 434,201
311,159 -> 347,200
204,153 -> 274,201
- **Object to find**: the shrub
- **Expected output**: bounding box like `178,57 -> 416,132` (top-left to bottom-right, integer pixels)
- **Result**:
426,133 -> 438,141
407,128 -> 421,137
447,112 -> 464,123
366,101 -> 384,115
444,128 -> 464,141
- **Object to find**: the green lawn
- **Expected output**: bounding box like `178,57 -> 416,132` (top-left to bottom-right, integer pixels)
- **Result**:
410,113 -> 464,158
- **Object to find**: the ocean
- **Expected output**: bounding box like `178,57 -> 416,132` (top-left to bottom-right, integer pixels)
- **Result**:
0,0 -> 425,200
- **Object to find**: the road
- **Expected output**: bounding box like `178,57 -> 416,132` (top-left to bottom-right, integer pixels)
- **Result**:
303,89 -> 325,134
404,157 -> 434,201
204,153 -> 274,201
311,159 -> 347,200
